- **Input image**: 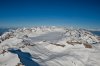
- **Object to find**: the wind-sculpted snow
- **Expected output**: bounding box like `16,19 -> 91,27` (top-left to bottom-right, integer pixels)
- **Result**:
0,27 -> 100,66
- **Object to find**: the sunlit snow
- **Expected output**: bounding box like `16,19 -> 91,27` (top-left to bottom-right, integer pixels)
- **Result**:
0,26 -> 100,66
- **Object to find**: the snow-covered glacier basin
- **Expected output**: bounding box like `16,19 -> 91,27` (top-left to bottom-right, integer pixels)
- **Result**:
0,27 -> 100,66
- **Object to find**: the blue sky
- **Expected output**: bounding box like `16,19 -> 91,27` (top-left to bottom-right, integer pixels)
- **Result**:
0,0 -> 100,28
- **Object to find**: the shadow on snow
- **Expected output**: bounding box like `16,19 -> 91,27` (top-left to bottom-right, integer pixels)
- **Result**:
8,48 -> 40,66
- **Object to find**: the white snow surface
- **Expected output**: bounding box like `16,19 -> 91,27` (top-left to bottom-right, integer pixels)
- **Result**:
0,26 -> 100,66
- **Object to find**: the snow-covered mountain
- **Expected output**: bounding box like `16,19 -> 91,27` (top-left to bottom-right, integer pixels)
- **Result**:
0,26 -> 100,66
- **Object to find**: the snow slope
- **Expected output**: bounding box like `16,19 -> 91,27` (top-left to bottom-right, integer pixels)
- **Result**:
0,26 -> 100,66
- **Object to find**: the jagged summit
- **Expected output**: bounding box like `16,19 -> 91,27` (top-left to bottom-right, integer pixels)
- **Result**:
0,27 -> 99,44
0,27 -> 100,66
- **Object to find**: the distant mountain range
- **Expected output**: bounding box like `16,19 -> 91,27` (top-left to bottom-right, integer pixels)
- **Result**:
0,28 -> 17,36
0,26 -> 100,66
0,28 -> 9,36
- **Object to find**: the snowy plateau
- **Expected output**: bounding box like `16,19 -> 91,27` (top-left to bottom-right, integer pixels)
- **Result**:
0,26 -> 100,66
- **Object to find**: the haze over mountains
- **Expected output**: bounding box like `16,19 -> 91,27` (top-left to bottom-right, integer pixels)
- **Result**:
0,0 -> 100,65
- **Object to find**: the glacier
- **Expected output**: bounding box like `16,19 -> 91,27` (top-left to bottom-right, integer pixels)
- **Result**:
0,26 -> 100,66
